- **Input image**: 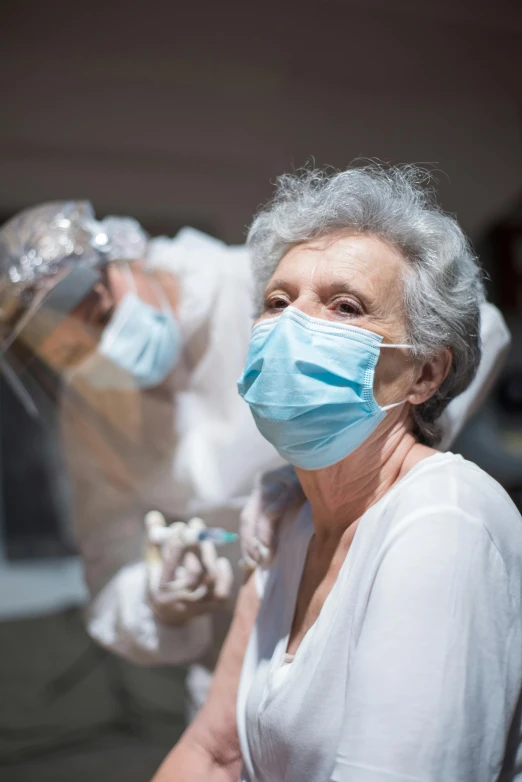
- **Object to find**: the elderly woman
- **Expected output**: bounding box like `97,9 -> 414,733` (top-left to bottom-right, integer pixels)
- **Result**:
154,165 -> 522,782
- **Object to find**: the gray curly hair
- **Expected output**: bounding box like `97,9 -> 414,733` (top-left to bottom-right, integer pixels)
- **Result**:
247,164 -> 485,446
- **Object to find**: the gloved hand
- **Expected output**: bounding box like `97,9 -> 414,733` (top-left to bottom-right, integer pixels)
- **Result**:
239,464 -> 305,569
145,512 -> 234,625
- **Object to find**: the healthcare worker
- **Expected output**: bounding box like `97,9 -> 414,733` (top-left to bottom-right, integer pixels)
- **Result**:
0,201 -> 284,716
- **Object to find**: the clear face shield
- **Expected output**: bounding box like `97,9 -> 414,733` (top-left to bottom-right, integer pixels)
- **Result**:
0,262 -> 108,560
0,262 -> 106,418
0,202 -> 157,561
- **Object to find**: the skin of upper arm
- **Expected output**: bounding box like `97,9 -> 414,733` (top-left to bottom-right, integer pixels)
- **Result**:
152,573 -> 259,782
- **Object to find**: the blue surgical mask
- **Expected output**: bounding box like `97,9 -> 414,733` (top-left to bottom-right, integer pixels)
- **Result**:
237,307 -> 411,470
96,272 -> 181,389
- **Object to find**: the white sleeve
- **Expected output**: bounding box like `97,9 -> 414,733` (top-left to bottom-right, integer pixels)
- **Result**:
61,386 -> 212,667
438,302 -> 511,450
332,509 -> 522,782
85,561 -> 212,666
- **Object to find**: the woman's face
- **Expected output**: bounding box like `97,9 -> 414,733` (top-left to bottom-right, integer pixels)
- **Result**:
259,233 -> 416,408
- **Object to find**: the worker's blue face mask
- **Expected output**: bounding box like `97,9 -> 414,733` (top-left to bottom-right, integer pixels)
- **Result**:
237,307 -> 411,470
97,269 -> 181,389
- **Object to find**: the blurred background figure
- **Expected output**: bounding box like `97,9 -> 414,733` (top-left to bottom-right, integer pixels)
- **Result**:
0,202 -> 282,782
0,0 -> 521,781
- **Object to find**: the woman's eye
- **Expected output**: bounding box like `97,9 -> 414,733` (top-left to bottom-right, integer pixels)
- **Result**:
335,299 -> 361,316
265,297 -> 288,311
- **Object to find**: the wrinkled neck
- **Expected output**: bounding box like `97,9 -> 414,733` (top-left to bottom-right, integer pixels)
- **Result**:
296,417 -> 423,545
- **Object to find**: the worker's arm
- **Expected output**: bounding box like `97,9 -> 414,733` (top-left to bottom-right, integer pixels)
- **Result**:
152,573 -> 259,782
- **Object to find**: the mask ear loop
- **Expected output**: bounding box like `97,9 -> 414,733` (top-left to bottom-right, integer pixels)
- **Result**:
381,399 -> 407,412
125,261 -> 187,378
124,261 -> 188,386
122,263 -> 138,294
378,342 -> 413,412
124,261 -> 175,317
155,282 -> 174,316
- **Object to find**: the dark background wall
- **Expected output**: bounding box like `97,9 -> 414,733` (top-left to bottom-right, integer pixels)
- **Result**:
1,0 -> 521,242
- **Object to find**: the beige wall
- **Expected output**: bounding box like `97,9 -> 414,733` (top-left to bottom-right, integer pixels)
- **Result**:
0,0 -> 521,242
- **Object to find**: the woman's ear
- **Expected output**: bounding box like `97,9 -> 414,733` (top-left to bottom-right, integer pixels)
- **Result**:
407,348 -> 452,406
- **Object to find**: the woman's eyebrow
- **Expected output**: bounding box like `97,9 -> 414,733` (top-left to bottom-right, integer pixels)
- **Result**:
322,279 -> 375,311
263,278 -> 298,297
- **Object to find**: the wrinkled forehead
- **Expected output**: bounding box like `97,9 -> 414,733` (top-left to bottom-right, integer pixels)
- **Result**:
269,233 -> 408,307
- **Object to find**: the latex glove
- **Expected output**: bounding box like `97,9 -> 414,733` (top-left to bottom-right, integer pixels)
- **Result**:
239,464 -> 305,569
145,513 -> 234,625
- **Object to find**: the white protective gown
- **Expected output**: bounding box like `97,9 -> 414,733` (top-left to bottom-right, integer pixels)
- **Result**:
60,228 -> 284,672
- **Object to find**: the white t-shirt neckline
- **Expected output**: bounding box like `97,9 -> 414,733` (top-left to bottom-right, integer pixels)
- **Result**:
272,451 -> 457,675
238,451 -> 522,782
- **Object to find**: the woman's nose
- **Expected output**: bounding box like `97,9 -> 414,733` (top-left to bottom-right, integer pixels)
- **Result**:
288,294 -> 321,319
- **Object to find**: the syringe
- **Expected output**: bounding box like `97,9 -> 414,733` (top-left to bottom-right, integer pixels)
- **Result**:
145,512 -> 238,547
196,528 -> 238,544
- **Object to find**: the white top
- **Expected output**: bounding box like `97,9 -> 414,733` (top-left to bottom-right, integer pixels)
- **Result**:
237,452 -> 522,782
